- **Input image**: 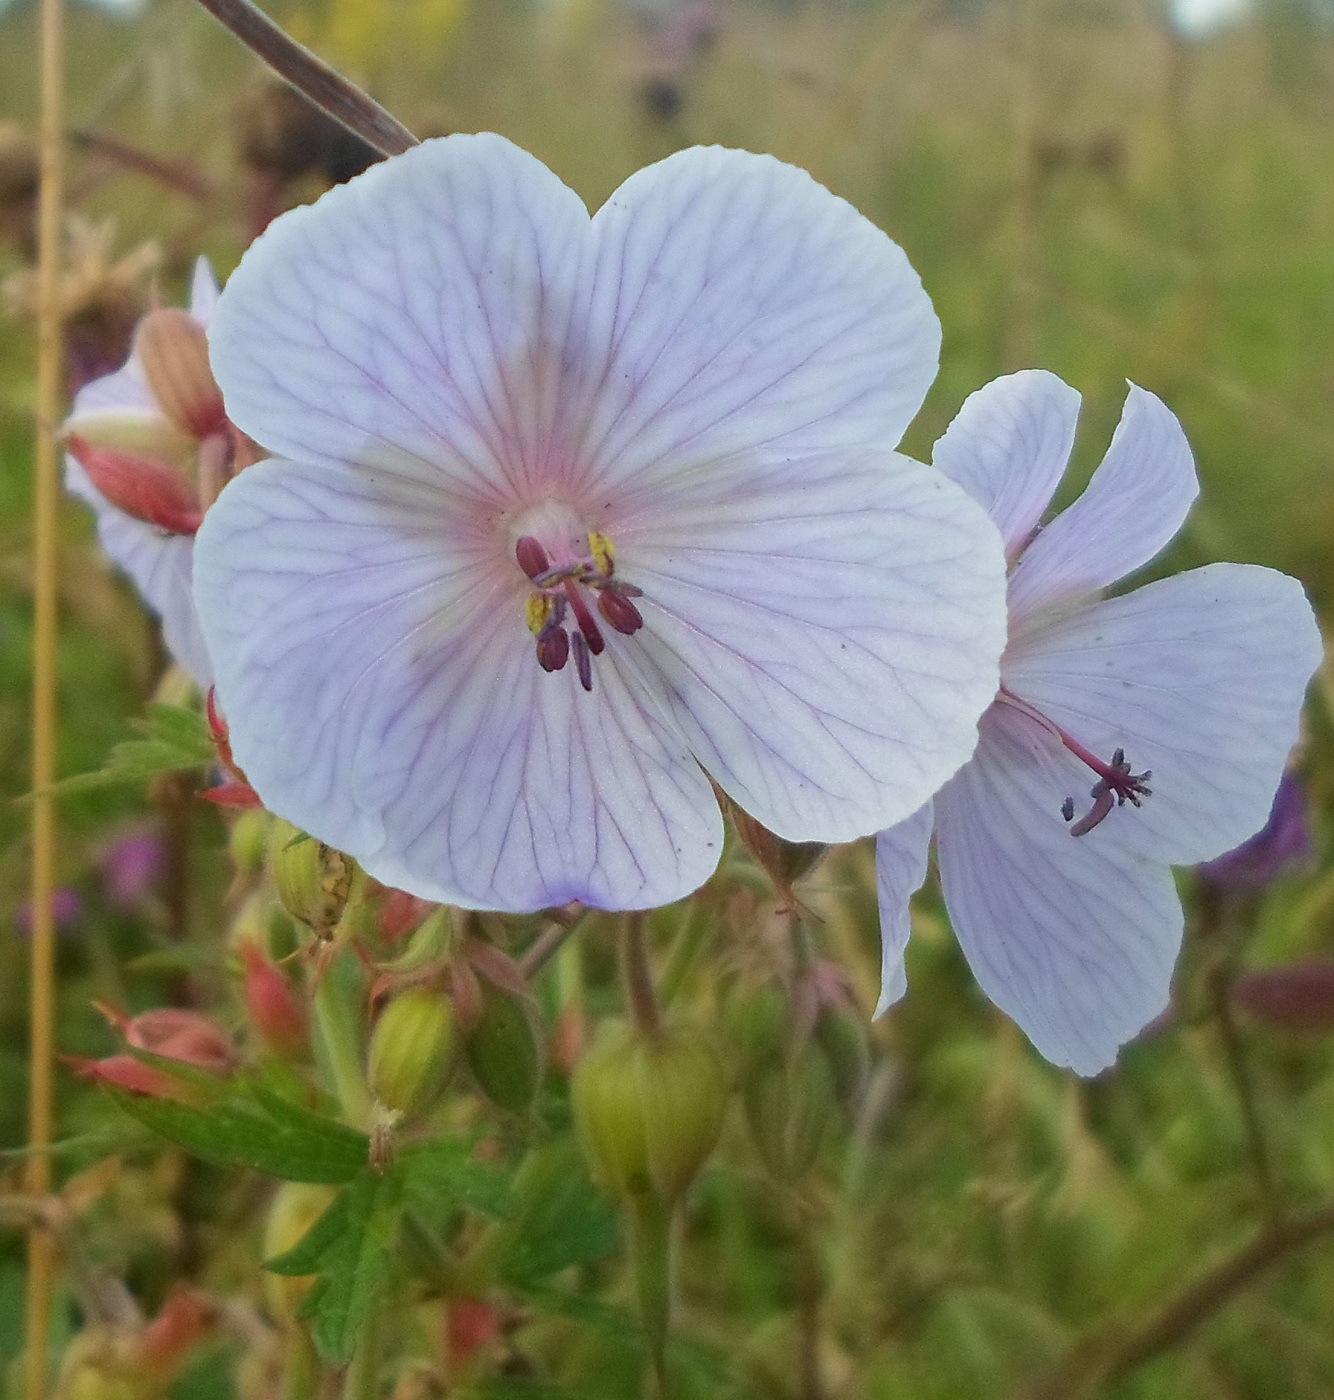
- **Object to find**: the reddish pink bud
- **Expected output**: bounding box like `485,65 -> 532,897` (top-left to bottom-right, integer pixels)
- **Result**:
66,435 -> 202,535
119,1006 -> 237,1075
446,1296 -> 501,1368
1233,960 -> 1334,1034
377,887 -> 436,944
201,780 -> 263,808
134,306 -> 227,440
67,1053 -> 184,1100
241,943 -> 308,1057
133,1286 -> 218,1380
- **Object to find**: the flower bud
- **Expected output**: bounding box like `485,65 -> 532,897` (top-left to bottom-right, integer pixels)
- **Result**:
368,987 -> 457,1121
228,808 -> 271,878
132,1287 -> 218,1383
722,979 -> 790,1087
814,999 -> 870,1109
64,435 -> 203,535
133,307 -> 226,441
743,1047 -> 836,1182
571,1019 -> 727,1206
1233,959 -> 1334,1034
266,819 -> 353,934
262,1182 -> 336,1323
463,975 -> 544,1115
241,943 -> 308,1059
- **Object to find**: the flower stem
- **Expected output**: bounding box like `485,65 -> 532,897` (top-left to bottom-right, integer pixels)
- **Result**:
188,0 -> 418,158
343,1297 -> 385,1400
24,0 -> 66,1379
618,913 -> 661,1040
311,948 -> 372,1131
518,904 -> 587,980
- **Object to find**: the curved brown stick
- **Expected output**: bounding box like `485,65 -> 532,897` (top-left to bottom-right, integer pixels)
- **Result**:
189,0 -> 418,158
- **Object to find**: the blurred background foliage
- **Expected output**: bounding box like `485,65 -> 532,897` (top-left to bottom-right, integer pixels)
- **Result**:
3,0 -> 1334,1397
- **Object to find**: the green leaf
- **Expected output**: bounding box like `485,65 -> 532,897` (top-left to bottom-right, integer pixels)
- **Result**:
109,1079 -> 369,1183
289,1170 -> 404,1364
497,1143 -> 619,1286
42,704 -> 214,796
399,1139 -> 516,1220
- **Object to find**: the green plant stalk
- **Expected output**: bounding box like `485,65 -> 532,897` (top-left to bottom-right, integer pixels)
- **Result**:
628,1193 -> 674,1399
343,1296 -> 385,1400
312,949 -> 372,1131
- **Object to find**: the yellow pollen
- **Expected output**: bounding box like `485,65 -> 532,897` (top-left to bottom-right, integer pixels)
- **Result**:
588,530 -> 616,577
526,594 -> 553,637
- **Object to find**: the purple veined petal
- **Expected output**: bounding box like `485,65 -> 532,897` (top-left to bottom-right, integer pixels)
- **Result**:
65,455 -> 213,687
1007,383 -> 1199,626
934,706 -> 1183,1075
207,134 -> 594,504
931,370 -> 1081,560
194,456 -> 724,912
569,145 -> 941,498
1002,563 -> 1321,868
618,448 -> 1008,843
873,800 -> 934,1016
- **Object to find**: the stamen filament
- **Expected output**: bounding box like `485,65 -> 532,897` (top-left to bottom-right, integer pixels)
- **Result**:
564,579 -> 606,655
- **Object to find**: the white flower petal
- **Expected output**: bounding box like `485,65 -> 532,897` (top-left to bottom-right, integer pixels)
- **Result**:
873,801 -> 934,1016
194,458 -> 723,912
620,449 -> 1007,842
208,134 -> 594,502
1008,384 -> 1199,624
189,257 -> 221,325
1003,563 -> 1321,866
935,709 -> 1182,1075
65,457 -> 212,687
571,146 -> 941,497
931,370 -> 1080,557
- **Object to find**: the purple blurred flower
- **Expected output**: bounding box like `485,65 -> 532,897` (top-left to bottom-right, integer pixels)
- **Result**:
15,887 -> 84,938
100,825 -> 167,909
1197,770 -> 1311,895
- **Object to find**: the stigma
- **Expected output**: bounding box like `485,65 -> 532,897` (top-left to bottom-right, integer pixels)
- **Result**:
516,530 -> 644,692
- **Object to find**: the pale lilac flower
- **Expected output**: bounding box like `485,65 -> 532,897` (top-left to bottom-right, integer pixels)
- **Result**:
1197,769 -> 1310,895
875,371 -> 1322,1074
63,258 -> 229,686
100,825 -> 167,909
193,135 -> 1008,913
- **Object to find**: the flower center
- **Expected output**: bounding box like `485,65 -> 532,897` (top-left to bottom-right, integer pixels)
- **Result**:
997,686 -> 1152,836
514,525 -> 644,693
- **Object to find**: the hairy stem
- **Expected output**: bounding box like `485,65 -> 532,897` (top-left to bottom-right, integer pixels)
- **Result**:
619,913 -> 661,1040
189,0 -> 417,157
1021,1199 -> 1334,1400
24,0 -> 66,1382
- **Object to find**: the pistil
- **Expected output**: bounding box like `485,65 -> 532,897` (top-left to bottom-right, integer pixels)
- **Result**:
998,686 -> 1152,836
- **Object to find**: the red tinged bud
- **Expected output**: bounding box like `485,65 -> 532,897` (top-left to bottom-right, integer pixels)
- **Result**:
241,943 -> 308,1057
377,887 -> 436,944
69,1005 -> 236,1104
1233,960 -> 1334,1034
133,1287 -> 218,1381
201,781 -> 263,808
65,435 -> 202,535
446,1296 -> 502,1370
133,306 -> 226,440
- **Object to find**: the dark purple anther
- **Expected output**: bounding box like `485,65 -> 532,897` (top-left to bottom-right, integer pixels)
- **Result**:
571,630 -> 593,692
536,623 -> 570,673
597,587 -> 644,636
516,535 -> 551,580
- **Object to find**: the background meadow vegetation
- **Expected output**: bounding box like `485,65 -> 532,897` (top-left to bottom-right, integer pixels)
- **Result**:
4,0 -> 1334,1396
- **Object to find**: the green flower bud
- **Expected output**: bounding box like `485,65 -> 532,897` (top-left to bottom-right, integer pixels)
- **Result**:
744,1045 -> 836,1182
369,987 -> 457,1121
572,1019 -> 727,1206
266,819 -> 352,933
814,1000 -> 870,1110
722,979 -> 791,1087
463,976 -> 544,1115
227,808 -> 271,878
